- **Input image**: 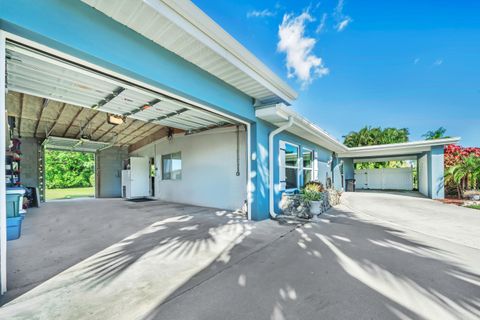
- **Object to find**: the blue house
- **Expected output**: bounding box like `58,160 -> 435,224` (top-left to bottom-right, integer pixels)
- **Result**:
0,0 -> 458,294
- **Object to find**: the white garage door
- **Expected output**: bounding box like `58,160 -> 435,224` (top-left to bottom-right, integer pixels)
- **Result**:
355,168 -> 413,190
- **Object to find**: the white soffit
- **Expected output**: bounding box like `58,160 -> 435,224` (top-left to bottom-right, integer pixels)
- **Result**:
44,136 -> 111,152
6,42 -> 234,132
81,0 -> 297,104
255,104 -> 348,153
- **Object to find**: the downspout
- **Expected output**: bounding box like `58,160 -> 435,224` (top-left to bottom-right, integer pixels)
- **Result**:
269,117 -> 294,219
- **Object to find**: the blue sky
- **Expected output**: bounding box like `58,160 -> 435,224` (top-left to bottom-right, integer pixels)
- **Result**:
193,0 -> 480,146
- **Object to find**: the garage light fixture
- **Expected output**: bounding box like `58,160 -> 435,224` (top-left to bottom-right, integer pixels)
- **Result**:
107,114 -> 125,125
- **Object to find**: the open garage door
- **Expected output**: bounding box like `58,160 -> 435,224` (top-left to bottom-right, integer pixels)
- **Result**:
1,37 -> 250,295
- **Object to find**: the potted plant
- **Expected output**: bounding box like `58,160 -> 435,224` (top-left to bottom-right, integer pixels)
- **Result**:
301,182 -> 325,216
302,190 -> 323,215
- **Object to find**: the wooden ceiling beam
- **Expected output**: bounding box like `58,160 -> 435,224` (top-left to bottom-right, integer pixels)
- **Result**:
46,102 -> 67,137
90,113 -> 108,138
128,127 -> 183,153
62,108 -> 84,137
96,123 -> 117,141
111,119 -> 138,140
120,123 -> 156,146
34,98 -> 49,138
76,110 -> 100,139
18,93 -> 24,138
128,127 -> 168,153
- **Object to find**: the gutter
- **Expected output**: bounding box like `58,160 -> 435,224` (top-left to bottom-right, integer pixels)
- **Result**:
269,116 -> 294,219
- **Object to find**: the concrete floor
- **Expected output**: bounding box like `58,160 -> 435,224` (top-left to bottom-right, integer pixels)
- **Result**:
1,194 -> 480,319
1,198 -> 236,304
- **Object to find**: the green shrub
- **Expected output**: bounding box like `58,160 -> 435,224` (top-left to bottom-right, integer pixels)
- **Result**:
301,190 -> 323,202
45,150 -> 95,189
89,174 -> 95,187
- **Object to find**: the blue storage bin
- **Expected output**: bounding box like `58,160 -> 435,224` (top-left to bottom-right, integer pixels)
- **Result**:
6,193 -> 22,218
7,216 -> 24,241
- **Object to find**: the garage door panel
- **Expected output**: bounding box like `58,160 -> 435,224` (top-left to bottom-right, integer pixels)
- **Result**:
355,168 -> 413,190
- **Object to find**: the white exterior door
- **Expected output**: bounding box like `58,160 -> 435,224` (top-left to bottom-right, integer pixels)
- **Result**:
130,157 -> 150,198
355,168 -> 413,190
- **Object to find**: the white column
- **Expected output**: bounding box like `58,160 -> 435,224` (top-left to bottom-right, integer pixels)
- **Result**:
0,30 -> 7,294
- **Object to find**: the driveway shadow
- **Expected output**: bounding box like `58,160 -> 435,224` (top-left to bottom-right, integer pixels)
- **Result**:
144,206 -> 480,320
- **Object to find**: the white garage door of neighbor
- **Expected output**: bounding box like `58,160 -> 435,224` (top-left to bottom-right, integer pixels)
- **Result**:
355,168 -> 413,190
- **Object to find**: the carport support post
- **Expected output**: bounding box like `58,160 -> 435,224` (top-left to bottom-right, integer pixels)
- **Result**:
0,31 -> 7,294
428,146 -> 445,199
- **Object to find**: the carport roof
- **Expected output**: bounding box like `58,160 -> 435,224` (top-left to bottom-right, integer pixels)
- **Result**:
340,137 -> 461,158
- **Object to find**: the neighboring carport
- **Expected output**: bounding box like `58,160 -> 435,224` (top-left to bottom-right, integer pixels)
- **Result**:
338,138 -> 460,199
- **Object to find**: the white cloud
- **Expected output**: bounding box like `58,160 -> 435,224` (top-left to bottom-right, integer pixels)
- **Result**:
433,59 -> 443,66
247,9 -> 276,18
336,17 -> 352,31
315,13 -> 328,34
334,0 -> 352,32
277,12 -> 329,88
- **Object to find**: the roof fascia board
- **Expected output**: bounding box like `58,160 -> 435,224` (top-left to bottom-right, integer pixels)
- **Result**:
340,137 -> 461,157
256,104 -> 461,157
144,0 -> 297,103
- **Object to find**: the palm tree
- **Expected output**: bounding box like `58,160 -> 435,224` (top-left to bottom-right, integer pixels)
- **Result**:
343,126 -> 409,147
445,155 -> 480,198
422,127 -> 450,140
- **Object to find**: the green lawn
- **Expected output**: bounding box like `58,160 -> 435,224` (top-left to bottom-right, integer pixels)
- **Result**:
466,205 -> 480,210
46,187 -> 94,200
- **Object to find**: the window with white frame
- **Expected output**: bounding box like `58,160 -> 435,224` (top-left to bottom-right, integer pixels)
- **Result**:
162,152 -> 182,180
303,148 -> 313,184
280,142 -> 299,190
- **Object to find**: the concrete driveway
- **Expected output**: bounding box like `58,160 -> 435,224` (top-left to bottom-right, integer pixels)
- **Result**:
1,195 -> 479,320
342,190 -> 480,249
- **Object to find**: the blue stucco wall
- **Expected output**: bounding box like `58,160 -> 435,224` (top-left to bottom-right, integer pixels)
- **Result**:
0,0 -> 279,219
428,145 -> 445,199
249,120 -> 271,220
0,0 -> 255,122
0,0 -> 343,220
272,130 -> 334,215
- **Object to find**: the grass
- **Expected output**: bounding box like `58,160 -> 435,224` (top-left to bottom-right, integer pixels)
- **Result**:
466,205 -> 480,210
46,187 -> 94,200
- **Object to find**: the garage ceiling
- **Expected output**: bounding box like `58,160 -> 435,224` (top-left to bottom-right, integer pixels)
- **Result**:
5,41 -> 235,146
6,91 -> 163,147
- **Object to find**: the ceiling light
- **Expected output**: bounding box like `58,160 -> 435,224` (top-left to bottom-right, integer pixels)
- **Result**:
107,114 -> 124,125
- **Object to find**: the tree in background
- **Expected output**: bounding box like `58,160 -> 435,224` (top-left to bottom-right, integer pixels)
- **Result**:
343,126 -> 409,147
45,150 -> 95,189
343,126 -> 410,169
422,127 -> 450,140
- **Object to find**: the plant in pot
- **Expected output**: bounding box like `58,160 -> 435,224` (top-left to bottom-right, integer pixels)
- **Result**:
302,190 -> 323,215
301,182 -> 325,216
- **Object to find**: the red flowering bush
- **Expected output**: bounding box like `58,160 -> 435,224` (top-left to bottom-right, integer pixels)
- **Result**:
444,144 -> 480,197
444,145 -> 480,168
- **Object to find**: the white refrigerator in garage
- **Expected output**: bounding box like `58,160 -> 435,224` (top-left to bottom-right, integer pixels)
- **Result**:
121,157 -> 150,199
